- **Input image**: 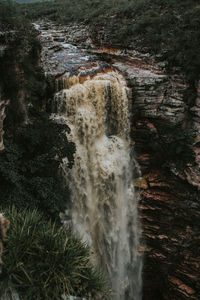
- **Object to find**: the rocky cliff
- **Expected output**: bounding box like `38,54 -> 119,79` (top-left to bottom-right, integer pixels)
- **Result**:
125,59 -> 200,300
0,19 -> 195,298
0,31 -> 11,151
0,99 -> 9,151
103,47 -> 200,300
37,21 -> 200,300
106,44 -> 200,300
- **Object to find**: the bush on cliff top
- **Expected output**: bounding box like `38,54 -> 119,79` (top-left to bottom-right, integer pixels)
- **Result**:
0,207 -> 107,299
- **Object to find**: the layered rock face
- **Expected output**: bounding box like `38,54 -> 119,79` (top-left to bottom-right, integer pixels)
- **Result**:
36,22 -> 200,300
0,213 -> 10,269
0,99 -> 9,151
0,32 -> 10,151
38,23 -> 142,299
105,48 -> 200,299
124,60 -> 200,300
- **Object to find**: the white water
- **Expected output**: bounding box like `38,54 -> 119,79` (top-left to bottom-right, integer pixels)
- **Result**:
54,71 -> 142,300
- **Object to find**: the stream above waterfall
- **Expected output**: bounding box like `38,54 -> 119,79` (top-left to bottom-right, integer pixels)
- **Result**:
37,22 -> 142,300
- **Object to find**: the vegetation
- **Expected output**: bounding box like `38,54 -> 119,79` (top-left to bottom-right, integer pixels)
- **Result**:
22,0 -> 200,82
0,0 -> 198,297
0,207 -> 107,299
20,0 -> 199,168
0,4 -> 107,299
0,120 -> 75,220
0,0 -> 19,29
0,0 -> 75,220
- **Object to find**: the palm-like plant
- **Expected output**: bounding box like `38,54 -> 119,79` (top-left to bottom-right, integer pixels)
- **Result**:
0,207 -> 107,299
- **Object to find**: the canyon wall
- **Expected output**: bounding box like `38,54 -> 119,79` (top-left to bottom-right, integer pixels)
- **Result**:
124,60 -> 200,300
0,99 -> 9,151
0,31 -> 10,151
39,23 -> 143,299
52,22 -> 200,300
1,21 -> 199,299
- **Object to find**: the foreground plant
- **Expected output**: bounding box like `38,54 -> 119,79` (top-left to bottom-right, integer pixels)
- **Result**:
0,207 -> 107,299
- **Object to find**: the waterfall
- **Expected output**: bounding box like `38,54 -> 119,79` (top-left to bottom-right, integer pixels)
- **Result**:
53,71 -> 142,300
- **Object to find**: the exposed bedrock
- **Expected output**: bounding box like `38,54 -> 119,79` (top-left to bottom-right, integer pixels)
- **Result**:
37,22 -> 200,300
0,99 -> 9,151
122,62 -> 200,300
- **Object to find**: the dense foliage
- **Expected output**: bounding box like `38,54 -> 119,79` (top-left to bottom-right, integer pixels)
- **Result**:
0,0 -> 19,29
0,207 -> 107,299
0,121 -> 75,219
0,0 -> 76,220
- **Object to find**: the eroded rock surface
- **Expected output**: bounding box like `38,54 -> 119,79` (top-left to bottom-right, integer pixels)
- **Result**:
119,55 -> 200,299
124,57 -> 200,300
37,22 -> 109,78
0,99 -> 9,151
36,21 -> 200,300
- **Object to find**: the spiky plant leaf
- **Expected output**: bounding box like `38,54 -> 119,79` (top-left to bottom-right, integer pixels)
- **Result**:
0,207 -> 108,299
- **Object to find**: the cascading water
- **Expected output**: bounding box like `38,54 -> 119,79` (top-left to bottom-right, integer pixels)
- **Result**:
53,71 -> 142,300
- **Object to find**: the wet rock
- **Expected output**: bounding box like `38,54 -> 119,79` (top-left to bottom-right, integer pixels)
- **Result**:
35,21 -> 200,300
113,36 -> 200,300
37,22 -> 108,78
134,177 -> 148,189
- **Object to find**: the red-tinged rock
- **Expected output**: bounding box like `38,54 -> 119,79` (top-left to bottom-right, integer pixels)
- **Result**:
144,171 -> 171,188
134,177 -> 148,189
136,121 -> 144,127
0,99 -> 9,151
158,235 -> 168,240
145,233 -> 156,239
186,261 -> 200,269
138,204 -> 148,210
137,154 -> 151,165
169,277 -> 195,295
146,121 -> 157,133
144,224 -> 160,230
176,269 -> 197,281
143,189 -> 179,203
138,204 -> 158,211
162,246 -> 172,252
136,120 -> 158,134
171,237 -> 179,242
153,252 -> 167,259
38,22 -> 200,299
141,216 -> 154,222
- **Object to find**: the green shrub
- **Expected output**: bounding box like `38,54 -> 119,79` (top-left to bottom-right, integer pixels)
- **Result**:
0,10 -> 75,220
0,120 -> 75,220
0,207 -> 107,299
